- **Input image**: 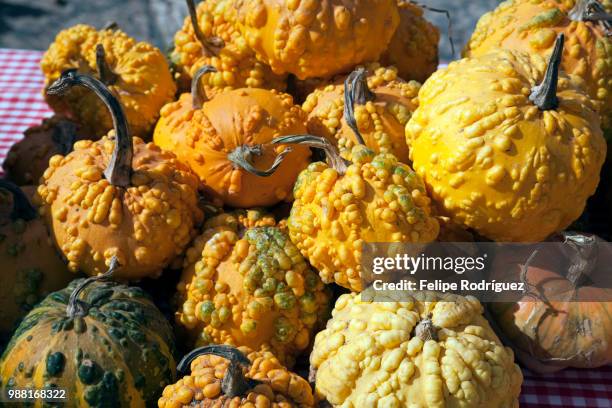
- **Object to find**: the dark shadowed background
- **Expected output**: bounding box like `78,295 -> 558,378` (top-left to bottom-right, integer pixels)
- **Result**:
0,0 -> 504,62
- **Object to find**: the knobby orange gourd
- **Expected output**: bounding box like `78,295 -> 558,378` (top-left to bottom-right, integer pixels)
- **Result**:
0,181 -> 73,336
159,345 -> 314,407
176,210 -> 330,367
3,116 -> 82,186
281,135 -> 439,292
171,0 -> 286,94
310,292 -> 523,407
407,34 -> 606,242
378,0 -> 440,83
41,24 -> 176,138
234,0 -> 400,79
464,0 -> 612,129
37,71 -> 202,280
303,65 -> 420,162
154,66 -> 311,208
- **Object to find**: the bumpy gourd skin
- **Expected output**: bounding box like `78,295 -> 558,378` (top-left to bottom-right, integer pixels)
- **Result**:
0,280 -> 176,407
0,187 -> 73,335
303,64 -> 420,161
154,88 -> 311,208
234,0 -> 400,79
464,0 -> 612,129
407,49 -> 606,242
171,0 -> 286,94
311,292 -> 523,408
159,346 -> 314,407
379,1 -> 440,83
3,116 -> 82,186
176,210 -> 330,367
288,145 -> 439,292
41,24 -> 176,138
36,136 -> 203,279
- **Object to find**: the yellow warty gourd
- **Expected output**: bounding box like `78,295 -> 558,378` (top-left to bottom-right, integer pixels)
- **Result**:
176,210 -> 330,367
234,0 -> 400,79
407,34 -> 605,242
171,0 -> 286,94
159,345 -> 315,407
310,292 -> 523,408
41,24 -> 176,138
379,0 -> 440,83
464,0 -> 612,129
282,136 -> 439,292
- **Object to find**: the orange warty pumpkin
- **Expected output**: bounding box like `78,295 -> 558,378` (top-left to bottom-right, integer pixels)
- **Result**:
234,0 -> 400,79
303,64 -> 420,161
489,232 -> 612,373
3,116 -> 82,186
464,0 -> 612,129
37,71 -> 202,280
171,0 -> 286,94
379,0 -> 440,83
154,67 -> 311,208
159,345 -> 315,407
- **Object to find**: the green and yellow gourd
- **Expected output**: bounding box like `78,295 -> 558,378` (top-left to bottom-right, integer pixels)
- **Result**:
0,182 -> 73,337
407,34 -> 606,242
176,209 -> 330,367
279,135 -> 439,292
0,260 -> 176,407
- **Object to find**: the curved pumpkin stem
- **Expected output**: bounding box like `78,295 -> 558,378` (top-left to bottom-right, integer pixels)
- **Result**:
409,0 -> 455,57
95,44 -> 118,86
191,65 -> 217,109
529,34 -> 564,111
569,0 -> 611,34
177,345 -> 261,398
227,144 -> 293,177
0,180 -> 37,221
271,134 -> 349,175
102,21 -> 119,30
563,232 -> 598,288
186,0 -> 225,57
51,120 -> 78,155
66,256 -> 119,318
414,315 -> 438,341
343,68 -> 374,146
47,69 -> 133,188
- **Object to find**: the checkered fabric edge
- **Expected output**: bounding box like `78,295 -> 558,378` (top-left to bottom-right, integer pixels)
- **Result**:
0,49 -> 53,162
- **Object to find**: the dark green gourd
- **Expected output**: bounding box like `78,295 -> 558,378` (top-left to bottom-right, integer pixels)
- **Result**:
0,262 -> 176,407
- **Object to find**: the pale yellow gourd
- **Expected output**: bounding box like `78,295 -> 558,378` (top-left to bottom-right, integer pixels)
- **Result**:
311,292 -> 523,408
407,34 -> 606,242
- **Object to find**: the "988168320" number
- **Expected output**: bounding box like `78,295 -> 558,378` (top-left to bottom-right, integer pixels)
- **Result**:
3,387 -> 68,402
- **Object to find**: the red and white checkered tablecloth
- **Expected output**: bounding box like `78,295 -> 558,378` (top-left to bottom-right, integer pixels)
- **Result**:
0,49 -> 52,161
1,48 -> 611,408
